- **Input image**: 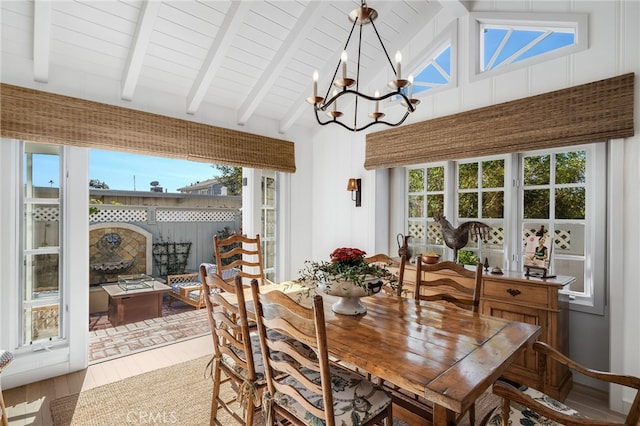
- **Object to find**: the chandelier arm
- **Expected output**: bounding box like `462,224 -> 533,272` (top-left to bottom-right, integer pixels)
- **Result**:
313,108 -> 359,132
319,89 -> 416,113
353,20 -> 365,131
353,111 -> 411,132
368,15 -> 397,77
314,107 -> 411,132
323,16 -> 360,103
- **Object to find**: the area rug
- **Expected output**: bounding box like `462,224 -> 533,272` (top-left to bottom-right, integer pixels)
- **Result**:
50,355 -> 500,425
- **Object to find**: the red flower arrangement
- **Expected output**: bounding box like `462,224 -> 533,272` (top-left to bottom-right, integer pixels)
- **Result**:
330,247 -> 366,266
297,247 -> 397,289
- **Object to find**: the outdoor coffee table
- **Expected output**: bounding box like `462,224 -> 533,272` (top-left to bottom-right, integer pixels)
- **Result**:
102,281 -> 171,326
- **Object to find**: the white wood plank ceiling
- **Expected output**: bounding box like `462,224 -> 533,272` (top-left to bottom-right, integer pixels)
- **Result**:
1,1 -> 456,134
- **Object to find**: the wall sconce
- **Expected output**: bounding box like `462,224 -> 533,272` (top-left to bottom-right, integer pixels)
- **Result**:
347,178 -> 361,207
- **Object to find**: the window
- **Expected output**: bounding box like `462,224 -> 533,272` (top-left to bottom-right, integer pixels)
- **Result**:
395,21 -> 457,104
520,150 -> 588,295
457,158 -> 506,267
405,143 -> 604,311
20,142 -> 65,347
470,12 -> 588,81
408,45 -> 452,96
407,164 -> 446,257
261,171 -> 277,282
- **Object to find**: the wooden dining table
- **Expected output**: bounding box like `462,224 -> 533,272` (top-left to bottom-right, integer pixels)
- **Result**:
223,281 -> 541,426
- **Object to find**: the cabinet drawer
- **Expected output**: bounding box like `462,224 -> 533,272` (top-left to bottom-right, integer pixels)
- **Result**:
483,280 -> 548,307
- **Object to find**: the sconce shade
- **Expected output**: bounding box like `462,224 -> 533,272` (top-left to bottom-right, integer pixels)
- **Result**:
347,178 -> 362,207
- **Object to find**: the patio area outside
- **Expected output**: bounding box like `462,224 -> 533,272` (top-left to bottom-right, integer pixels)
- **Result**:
88,295 -> 210,364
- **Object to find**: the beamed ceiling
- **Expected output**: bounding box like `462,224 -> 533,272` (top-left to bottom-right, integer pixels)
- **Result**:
1,1 -> 469,134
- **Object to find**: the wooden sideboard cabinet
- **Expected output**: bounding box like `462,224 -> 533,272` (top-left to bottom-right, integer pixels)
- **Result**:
398,264 -> 574,401
480,272 -> 573,401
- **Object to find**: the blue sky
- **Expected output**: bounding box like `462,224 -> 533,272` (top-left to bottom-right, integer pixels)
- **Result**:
88,150 -> 221,193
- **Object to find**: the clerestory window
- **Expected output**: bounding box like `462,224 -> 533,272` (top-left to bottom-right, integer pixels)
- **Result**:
405,143 -> 605,313
395,21 -> 457,103
470,12 -> 588,81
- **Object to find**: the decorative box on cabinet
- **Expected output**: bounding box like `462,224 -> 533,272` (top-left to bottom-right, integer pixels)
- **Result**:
395,263 -> 574,401
480,272 -> 573,401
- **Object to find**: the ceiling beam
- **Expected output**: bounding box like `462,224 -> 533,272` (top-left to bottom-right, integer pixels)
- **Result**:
237,2 -> 326,126
121,0 -> 161,101
186,2 -> 251,115
33,0 -> 53,83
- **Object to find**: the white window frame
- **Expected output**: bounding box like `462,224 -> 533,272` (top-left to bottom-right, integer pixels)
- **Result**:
469,12 -> 588,82
404,143 -> 605,314
19,142 -> 67,349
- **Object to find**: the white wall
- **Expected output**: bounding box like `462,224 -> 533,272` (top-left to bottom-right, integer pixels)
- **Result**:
308,0 -> 640,413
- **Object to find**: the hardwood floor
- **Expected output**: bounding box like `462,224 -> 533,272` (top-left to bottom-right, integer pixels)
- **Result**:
2,335 -> 628,425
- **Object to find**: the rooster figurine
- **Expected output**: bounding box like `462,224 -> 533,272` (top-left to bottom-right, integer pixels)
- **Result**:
433,213 -> 491,263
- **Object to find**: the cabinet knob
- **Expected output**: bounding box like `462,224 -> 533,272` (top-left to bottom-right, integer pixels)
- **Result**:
506,288 -> 521,297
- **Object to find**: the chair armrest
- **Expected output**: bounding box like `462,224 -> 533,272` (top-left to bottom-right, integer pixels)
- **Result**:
492,381 -> 611,426
534,341 -> 640,389
178,284 -> 202,297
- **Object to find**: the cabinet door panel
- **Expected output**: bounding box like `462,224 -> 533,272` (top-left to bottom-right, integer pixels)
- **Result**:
482,301 -> 547,374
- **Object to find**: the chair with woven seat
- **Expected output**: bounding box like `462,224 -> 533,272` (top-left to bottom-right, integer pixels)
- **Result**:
489,341 -> 640,426
214,234 -> 267,286
202,272 -> 265,425
364,253 -> 406,296
250,279 -> 394,426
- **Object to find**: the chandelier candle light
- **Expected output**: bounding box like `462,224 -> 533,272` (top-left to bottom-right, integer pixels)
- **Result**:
306,0 -> 419,132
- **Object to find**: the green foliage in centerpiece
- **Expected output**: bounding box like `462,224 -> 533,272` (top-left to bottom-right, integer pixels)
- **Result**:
296,247 -> 398,290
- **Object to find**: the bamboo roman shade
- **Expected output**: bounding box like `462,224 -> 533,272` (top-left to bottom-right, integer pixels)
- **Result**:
365,73 -> 634,170
0,83 -> 296,173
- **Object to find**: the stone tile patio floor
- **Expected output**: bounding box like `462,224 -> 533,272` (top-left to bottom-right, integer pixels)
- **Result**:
88,295 -> 210,364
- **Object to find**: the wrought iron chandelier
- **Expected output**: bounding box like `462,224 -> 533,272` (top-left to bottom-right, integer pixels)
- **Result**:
307,0 -> 419,132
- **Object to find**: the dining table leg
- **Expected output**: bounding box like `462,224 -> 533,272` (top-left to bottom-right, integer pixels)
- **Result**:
433,403 -> 457,426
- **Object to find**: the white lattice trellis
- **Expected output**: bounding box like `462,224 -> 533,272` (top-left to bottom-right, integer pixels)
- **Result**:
411,222 -> 505,246
32,206 -> 59,222
523,228 -> 571,250
90,208 -> 147,223
156,209 -> 237,222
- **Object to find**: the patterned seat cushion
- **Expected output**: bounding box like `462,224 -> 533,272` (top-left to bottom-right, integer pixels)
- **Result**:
222,330 -> 316,384
487,384 -> 582,426
273,365 -> 392,426
169,280 -> 208,301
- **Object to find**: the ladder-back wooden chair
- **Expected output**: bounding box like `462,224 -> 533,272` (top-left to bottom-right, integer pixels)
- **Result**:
364,253 -> 406,296
411,259 -> 483,425
415,259 -> 483,313
202,272 -> 265,425
490,341 -> 640,426
214,234 -> 267,286
250,280 -> 394,426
